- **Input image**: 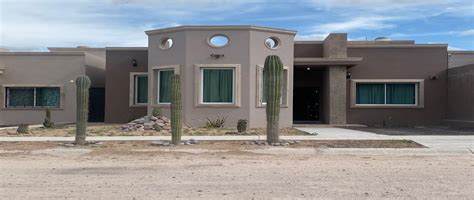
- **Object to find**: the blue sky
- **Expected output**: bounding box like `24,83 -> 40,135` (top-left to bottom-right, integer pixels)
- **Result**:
1,0 -> 473,51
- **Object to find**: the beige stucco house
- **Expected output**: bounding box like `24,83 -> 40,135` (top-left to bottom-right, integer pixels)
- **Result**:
1,25 -> 473,128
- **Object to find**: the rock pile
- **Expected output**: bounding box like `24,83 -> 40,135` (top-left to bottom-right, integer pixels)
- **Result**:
120,116 -> 172,131
243,140 -> 301,146
151,139 -> 199,146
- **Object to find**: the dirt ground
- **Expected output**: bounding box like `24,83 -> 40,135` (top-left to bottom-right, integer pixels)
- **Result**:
348,126 -> 474,135
0,123 -> 307,137
1,141 -> 472,199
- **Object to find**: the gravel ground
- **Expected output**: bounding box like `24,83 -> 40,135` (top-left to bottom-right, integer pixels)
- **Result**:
0,123 -> 307,137
348,126 -> 474,135
0,142 -> 472,199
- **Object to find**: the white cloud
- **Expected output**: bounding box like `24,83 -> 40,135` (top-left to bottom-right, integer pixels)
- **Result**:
295,33 -> 329,41
448,46 -> 465,50
389,29 -> 474,38
311,16 -> 396,33
309,0 -> 470,14
459,29 -> 474,36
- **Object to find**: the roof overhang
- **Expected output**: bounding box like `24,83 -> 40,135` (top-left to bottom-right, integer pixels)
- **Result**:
294,57 -> 363,67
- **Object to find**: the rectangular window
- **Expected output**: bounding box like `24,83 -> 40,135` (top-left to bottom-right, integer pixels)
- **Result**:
134,75 -> 148,104
356,83 -> 417,105
157,70 -> 173,103
201,68 -> 234,103
261,68 -> 288,104
6,87 -> 60,108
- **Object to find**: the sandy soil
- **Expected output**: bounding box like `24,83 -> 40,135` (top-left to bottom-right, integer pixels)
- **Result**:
1,141 -> 472,199
0,123 -> 307,137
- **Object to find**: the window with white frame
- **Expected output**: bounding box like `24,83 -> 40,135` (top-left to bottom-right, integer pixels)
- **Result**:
356,83 -> 418,105
257,65 -> 288,106
133,75 -> 148,105
200,68 -> 235,104
6,87 -> 60,108
156,69 -> 174,104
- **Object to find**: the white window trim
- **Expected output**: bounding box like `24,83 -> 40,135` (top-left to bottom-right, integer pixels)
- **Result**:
129,72 -> 148,107
194,64 -> 241,108
156,69 -> 174,105
1,84 -> 64,110
350,79 -> 425,108
150,65 -> 180,108
256,64 -> 289,108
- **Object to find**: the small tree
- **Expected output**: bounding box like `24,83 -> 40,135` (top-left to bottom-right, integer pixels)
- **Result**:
75,76 -> 91,145
264,55 -> 283,144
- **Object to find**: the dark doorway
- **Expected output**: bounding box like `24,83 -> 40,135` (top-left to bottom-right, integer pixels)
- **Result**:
293,67 -> 324,123
293,87 -> 320,122
89,88 -> 105,122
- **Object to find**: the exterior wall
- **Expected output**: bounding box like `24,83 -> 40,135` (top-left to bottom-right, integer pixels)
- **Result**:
49,47 -> 106,88
183,29 -> 250,128
147,27 -> 295,128
249,30 -> 294,128
294,42 -> 323,57
448,51 -> 474,68
147,30 -> 187,122
322,34 -> 347,124
445,64 -> 474,127
346,46 -> 448,126
104,48 -> 148,123
0,53 -> 85,126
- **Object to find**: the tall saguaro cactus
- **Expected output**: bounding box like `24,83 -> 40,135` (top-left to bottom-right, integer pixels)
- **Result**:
75,76 -> 91,145
170,74 -> 182,145
264,55 -> 283,144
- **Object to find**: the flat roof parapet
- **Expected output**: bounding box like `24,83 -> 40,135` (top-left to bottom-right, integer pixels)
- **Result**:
0,52 -> 85,56
145,25 -> 297,35
105,47 -> 148,51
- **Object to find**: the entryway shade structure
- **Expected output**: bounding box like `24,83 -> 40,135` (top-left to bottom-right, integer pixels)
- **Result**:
293,57 -> 362,124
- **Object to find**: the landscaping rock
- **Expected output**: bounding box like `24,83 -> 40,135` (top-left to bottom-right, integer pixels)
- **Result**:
121,116 -> 190,132
151,141 -> 164,146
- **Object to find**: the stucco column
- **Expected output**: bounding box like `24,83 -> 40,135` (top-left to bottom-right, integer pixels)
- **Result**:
326,66 -> 347,124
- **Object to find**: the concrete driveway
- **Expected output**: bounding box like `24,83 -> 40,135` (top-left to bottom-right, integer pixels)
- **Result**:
296,127 -> 474,152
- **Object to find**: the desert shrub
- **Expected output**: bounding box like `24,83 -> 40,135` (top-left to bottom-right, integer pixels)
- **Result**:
152,107 -> 161,117
205,116 -> 226,128
237,119 -> 248,133
17,124 -> 29,134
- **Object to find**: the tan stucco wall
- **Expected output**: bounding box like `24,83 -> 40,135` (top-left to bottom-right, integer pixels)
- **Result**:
0,53 -> 85,126
147,26 -> 295,128
446,64 -> 474,126
104,48 -> 148,123
249,30 -> 294,128
346,46 -> 448,126
49,47 -> 106,88
448,51 -> 474,68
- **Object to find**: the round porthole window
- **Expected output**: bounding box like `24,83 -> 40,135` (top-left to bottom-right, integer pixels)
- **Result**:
208,34 -> 230,48
265,36 -> 280,50
159,37 -> 173,50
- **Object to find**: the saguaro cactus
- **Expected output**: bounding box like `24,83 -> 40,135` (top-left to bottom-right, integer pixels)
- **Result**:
170,74 -> 182,145
43,107 -> 54,128
75,75 -> 91,145
264,55 -> 283,144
